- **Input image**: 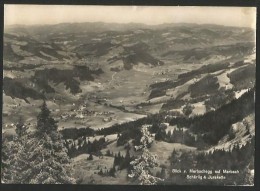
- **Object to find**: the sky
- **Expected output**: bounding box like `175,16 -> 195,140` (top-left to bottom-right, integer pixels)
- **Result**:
4,5 -> 256,28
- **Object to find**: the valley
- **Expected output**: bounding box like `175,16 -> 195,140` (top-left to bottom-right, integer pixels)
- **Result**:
2,22 -> 255,185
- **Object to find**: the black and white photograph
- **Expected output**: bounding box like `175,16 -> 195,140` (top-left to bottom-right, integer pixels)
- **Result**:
1,5 -> 256,186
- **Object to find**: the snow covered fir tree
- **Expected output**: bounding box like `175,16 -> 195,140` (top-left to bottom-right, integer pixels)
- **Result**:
128,125 -> 163,185
1,100 -> 76,184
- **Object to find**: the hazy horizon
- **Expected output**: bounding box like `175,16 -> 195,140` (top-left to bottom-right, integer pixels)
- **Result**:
4,5 -> 256,29
3,21 -> 255,29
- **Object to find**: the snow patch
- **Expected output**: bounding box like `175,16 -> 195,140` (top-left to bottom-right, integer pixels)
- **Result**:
191,101 -> 206,116
235,89 -> 250,99
216,72 -> 233,90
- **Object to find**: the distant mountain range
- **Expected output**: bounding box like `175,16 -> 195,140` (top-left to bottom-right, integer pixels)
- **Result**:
3,22 -> 255,106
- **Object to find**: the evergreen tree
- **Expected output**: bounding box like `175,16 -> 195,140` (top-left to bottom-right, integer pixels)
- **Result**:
128,125 -> 163,185
4,101 -> 76,184
182,103 -> 194,117
87,154 -> 94,160
109,166 -> 116,177
15,117 -> 28,138
98,169 -> 104,176
105,149 -> 111,156
125,148 -> 131,168
1,137 -> 20,183
1,138 -> 10,183
160,167 -> 166,179
1,121 -> 29,183
166,130 -> 172,141
37,100 -> 58,134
